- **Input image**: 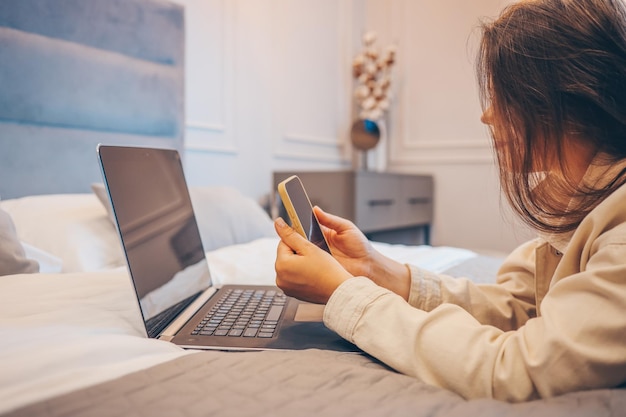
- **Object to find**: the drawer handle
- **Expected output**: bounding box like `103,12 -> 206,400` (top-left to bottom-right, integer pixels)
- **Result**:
367,199 -> 395,207
407,197 -> 430,205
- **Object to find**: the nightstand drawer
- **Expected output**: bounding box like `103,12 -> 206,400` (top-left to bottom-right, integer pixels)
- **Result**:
355,174 -> 401,232
398,176 -> 433,227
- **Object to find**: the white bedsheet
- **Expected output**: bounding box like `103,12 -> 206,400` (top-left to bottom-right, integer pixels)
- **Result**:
206,237 -> 477,287
0,237 -> 478,414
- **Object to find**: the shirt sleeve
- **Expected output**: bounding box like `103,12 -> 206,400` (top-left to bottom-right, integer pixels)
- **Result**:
323,239 -> 626,402
407,239 -> 539,331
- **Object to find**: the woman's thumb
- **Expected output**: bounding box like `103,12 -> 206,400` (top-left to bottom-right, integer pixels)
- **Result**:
274,217 -> 308,253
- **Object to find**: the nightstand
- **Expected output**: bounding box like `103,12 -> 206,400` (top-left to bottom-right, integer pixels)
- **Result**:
272,171 -> 434,245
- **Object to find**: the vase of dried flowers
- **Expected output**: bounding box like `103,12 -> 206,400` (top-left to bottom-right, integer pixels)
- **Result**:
351,31 -> 396,171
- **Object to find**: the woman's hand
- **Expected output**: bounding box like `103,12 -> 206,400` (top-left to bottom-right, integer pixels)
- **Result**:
313,206 -> 376,277
315,207 -> 411,300
274,217 -> 353,304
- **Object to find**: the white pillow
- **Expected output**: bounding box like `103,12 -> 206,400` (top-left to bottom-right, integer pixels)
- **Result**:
21,242 -> 63,274
188,186 -> 275,251
0,208 -> 39,275
90,183 -> 115,223
0,194 -> 124,273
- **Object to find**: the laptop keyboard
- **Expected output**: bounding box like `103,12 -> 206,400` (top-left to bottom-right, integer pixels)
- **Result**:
192,288 -> 287,338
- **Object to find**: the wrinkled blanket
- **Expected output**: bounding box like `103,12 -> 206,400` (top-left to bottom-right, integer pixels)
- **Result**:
7,349 -> 625,417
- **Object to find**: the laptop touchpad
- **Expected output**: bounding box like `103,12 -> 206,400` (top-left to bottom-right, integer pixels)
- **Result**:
294,303 -> 325,322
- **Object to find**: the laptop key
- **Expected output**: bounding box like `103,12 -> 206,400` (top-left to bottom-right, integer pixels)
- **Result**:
266,305 -> 284,321
243,328 -> 258,337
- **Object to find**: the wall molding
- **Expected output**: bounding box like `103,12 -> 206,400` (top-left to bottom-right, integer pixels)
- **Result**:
270,0 -> 352,164
402,138 -> 490,150
183,0 -> 236,154
283,133 -> 341,147
273,147 -> 351,163
390,139 -> 494,165
393,153 -> 494,165
186,121 -> 226,133
384,0 -> 494,167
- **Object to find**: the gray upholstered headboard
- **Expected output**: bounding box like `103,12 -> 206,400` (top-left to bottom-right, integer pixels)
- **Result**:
0,0 -> 184,199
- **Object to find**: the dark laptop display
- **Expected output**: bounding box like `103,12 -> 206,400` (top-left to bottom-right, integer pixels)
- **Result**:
97,145 -> 357,352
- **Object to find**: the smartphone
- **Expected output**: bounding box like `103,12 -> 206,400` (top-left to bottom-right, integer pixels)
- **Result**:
277,175 -> 331,253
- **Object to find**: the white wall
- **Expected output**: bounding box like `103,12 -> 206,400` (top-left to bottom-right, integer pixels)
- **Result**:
171,0 -> 533,253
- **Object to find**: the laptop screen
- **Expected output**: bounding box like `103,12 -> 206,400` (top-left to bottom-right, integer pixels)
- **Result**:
98,146 -> 212,329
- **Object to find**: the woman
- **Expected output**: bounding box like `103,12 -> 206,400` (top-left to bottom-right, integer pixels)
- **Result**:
274,0 -> 626,402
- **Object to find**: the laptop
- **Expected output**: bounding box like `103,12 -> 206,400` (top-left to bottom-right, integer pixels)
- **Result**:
97,144 -> 358,352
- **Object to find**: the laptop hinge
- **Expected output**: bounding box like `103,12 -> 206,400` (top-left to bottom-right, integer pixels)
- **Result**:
160,287 -> 218,337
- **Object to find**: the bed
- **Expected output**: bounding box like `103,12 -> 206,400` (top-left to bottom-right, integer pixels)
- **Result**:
1,0 -> 625,416
3,191 -> 625,417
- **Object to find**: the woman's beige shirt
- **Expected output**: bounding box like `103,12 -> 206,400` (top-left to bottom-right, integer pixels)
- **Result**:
324,162 -> 626,402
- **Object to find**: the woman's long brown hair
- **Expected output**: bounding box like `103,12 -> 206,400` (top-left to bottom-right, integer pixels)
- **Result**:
477,0 -> 626,233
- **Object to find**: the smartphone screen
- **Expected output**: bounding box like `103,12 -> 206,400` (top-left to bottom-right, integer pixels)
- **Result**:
279,176 -> 331,253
